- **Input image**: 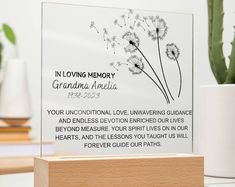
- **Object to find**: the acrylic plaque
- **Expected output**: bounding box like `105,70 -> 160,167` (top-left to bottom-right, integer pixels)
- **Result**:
41,3 -> 193,156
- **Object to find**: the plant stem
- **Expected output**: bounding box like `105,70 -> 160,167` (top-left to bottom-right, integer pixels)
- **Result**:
133,44 -> 170,103
157,36 -> 174,101
175,57 -> 182,98
135,65 -> 169,104
0,42 -> 3,68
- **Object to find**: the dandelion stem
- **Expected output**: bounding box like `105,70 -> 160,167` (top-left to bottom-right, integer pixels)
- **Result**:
132,42 -> 170,103
121,15 -> 126,26
135,65 -> 169,104
113,66 -> 119,71
157,35 -> 174,101
110,63 -> 119,71
94,27 -> 99,34
175,57 -> 182,98
143,18 -> 150,27
106,41 -> 109,49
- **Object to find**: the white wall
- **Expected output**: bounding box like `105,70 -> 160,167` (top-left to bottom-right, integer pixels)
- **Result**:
0,0 -> 234,153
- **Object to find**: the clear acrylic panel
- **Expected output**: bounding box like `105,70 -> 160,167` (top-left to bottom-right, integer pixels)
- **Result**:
41,2 -> 193,157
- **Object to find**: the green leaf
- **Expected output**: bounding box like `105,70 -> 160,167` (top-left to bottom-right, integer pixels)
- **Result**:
0,42 -> 3,67
2,23 -> 16,45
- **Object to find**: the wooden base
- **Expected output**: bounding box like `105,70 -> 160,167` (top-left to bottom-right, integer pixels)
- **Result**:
34,154 -> 204,187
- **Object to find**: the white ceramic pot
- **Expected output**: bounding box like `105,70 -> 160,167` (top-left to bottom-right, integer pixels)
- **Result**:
199,85 -> 235,178
0,69 -> 3,84
0,58 -> 31,118
0,32 -> 17,66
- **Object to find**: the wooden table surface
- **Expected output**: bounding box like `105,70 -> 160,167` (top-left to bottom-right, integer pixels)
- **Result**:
0,157 -> 34,175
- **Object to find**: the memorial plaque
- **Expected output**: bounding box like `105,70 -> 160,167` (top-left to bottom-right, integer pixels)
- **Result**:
41,3 -> 193,156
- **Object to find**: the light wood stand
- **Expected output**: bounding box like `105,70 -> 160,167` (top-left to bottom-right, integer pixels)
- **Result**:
34,154 -> 204,187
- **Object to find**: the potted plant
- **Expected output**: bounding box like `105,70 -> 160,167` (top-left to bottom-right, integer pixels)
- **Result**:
0,23 -> 31,123
200,0 -> 235,177
0,23 -> 16,82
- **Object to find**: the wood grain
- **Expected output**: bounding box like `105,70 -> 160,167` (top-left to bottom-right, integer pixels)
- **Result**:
35,154 -> 204,187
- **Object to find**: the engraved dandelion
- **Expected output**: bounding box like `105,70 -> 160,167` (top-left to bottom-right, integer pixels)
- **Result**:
137,22 -> 145,31
149,17 -> 168,40
124,31 -> 170,104
89,21 -> 99,33
127,55 -> 169,104
166,43 -> 180,60
114,19 -> 123,28
89,11 -> 184,104
103,28 -> 108,41
127,55 -> 144,75
147,16 -> 174,101
122,31 -> 140,53
135,14 -> 144,22
121,15 -> 126,26
166,43 -> 181,98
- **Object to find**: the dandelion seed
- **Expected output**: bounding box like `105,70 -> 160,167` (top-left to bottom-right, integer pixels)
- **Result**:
103,28 -> 108,41
106,38 -> 111,49
149,16 -> 155,23
112,36 -> 120,45
128,9 -> 133,19
137,22 -> 145,31
89,21 -> 94,28
151,16 -> 160,27
117,61 -> 128,67
114,19 -> 123,28
111,43 -> 116,54
135,14 -> 144,22
148,30 -> 157,41
121,15 -> 126,26
110,62 -> 119,71
143,16 -> 150,27
89,21 -> 99,33
129,20 -> 136,30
